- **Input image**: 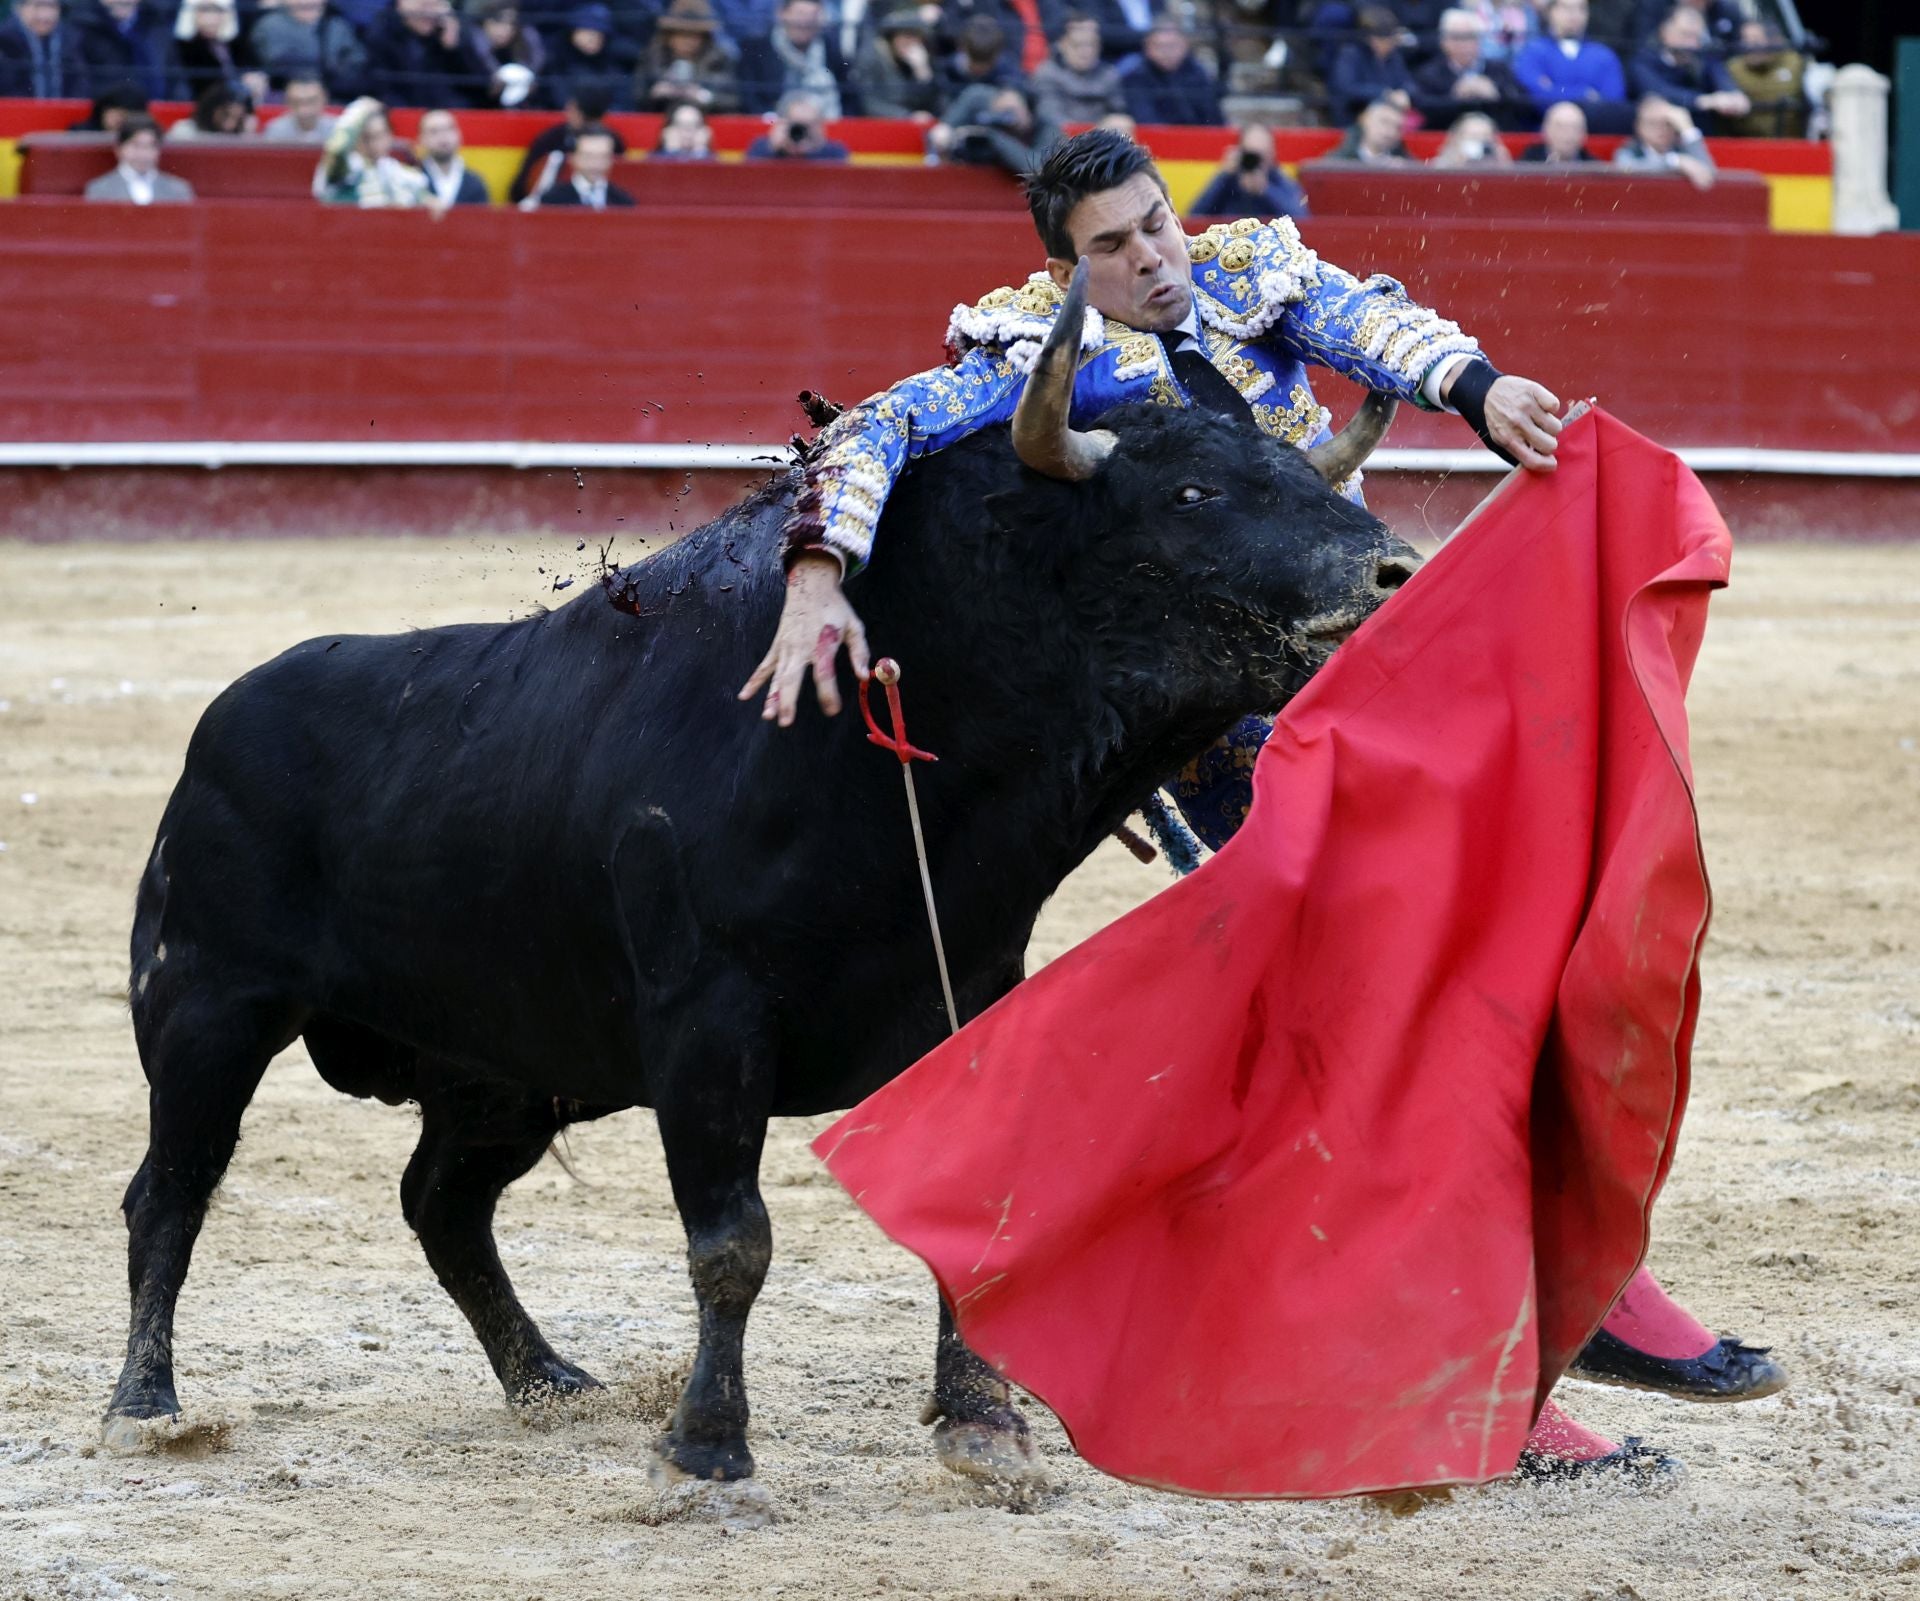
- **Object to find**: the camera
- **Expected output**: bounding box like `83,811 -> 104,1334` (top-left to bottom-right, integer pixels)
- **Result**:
1236,148 -> 1263,173
786,120 -> 811,144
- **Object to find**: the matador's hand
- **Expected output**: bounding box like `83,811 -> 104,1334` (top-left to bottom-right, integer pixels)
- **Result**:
1483,375 -> 1563,471
738,552 -> 871,727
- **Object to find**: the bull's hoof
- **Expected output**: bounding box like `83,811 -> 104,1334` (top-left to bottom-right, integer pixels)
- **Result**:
101,1411 -> 163,1454
932,1414 -> 1043,1484
507,1356 -> 602,1407
652,1429 -> 756,1484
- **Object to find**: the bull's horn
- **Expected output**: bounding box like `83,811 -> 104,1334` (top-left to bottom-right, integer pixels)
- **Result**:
1304,390 -> 1398,486
1012,257 -> 1116,483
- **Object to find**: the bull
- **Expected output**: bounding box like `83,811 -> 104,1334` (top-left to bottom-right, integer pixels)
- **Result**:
105,270 -> 1419,1487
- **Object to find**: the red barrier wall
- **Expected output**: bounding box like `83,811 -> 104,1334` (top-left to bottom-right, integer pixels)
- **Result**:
5,199 -> 1918,457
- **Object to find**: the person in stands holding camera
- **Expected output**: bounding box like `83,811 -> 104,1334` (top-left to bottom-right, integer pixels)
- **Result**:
928,80 -> 1058,174
1187,121 -> 1308,222
745,87 -> 850,160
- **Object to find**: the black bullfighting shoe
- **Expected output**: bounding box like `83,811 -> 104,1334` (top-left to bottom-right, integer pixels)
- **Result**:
1569,1266 -> 1789,1403
1568,1328 -> 1789,1403
1513,1399 -> 1682,1486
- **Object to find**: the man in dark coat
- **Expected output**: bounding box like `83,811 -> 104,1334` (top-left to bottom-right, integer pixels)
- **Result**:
366,0 -> 490,108
0,0 -> 93,99
1628,4 -> 1749,133
534,121 -> 636,205
1411,6 -> 1526,130
77,0 -> 174,100
1325,4 -> 1414,127
507,84 -> 627,201
1117,16 -> 1222,127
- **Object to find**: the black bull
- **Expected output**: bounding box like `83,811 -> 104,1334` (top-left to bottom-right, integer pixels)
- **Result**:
105,398 -> 1420,1481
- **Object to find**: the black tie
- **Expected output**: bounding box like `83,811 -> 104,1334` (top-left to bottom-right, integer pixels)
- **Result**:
1158,332 -> 1252,418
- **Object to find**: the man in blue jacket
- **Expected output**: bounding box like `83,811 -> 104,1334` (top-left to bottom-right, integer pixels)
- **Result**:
1514,0 -> 1628,128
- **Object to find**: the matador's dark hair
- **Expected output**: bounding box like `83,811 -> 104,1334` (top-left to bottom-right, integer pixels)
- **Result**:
1024,129 -> 1167,261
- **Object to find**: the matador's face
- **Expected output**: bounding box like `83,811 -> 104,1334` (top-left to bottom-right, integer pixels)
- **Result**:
1048,172 -> 1193,336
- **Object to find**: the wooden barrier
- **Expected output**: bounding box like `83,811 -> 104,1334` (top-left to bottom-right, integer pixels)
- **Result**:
1293,164 -> 1772,227
3,198 -> 1918,466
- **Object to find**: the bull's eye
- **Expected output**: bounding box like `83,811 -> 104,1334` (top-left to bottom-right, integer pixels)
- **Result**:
1174,484 -> 1216,508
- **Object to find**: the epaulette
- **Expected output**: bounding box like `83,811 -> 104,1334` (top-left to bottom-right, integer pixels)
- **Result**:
945,272 -> 1111,373
1187,216 -> 1323,341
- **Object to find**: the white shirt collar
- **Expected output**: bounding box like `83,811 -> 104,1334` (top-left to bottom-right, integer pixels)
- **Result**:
118,162 -> 155,204
425,154 -> 465,201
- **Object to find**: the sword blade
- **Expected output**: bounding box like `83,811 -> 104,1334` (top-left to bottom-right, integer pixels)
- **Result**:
899,763 -> 960,1036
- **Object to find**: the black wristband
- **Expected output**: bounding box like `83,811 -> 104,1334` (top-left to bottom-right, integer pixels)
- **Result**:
1444,358 -> 1515,466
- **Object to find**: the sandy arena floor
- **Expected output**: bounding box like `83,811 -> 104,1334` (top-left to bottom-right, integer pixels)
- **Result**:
0,537 -> 1916,1601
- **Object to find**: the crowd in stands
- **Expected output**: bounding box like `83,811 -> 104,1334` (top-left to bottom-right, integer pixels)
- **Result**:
5,0 -> 1814,209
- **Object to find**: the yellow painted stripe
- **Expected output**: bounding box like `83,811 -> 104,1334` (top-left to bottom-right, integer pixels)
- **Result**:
1765,173 -> 1831,232
0,138 -> 19,200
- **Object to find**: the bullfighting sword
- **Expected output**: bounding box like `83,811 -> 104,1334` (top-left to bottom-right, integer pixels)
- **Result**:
860,658 -> 960,1036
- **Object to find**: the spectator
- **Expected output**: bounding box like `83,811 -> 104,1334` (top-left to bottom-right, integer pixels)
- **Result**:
173,0 -> 261,100
317,94 -> 432,203
1029,12 -> 1123,127
745,87 -> 850,158
1188,122 -> 1308,221
1613,91 -> 1712,186
166,80 -> 256,135
250,0 -> 368,99
414,105 -> 490,201
638,0 -> 737,114
78,0 -> 174,102
537,120 -> 634,203
542,3 -> 635,111
469,0 -> 543,107
1328,93 -> 1410,162
1430,107 -> 1508,166
1070,0 -> 1149,61
1448,0 -> 1532,60
1629,4 -> 1747,133
937,0 -> 1055,80
83,111 -> 193,199
67,82 -> 147,129
1327,6 -> 1415,128
1724,19 -> 1804,138
940,14 -> 1009,98
264,72 -> 338,139
930,81 -> 1057,172
853,7 -> 943,121
506,84 -> 625,200
1118,16 -> 1222,127
1513,0 -> 1627,126
653,98 -> 714,156
736,0 -> 852,118
0,0 -> 93,99
1412,8 -> 1524,129
1629,0 -> 1738,53
706,0 -> 774,54
1517,97 -> 1597,160
367,0 -> 490,110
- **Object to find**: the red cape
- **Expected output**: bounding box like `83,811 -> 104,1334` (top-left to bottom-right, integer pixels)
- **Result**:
815,408 -> 1730,1498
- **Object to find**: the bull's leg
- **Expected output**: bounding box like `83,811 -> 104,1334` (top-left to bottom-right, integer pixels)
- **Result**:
653,1072 -> 773,1482
105,987 -> 294,1447
401,1088 -> 600,1405
924,1299 -> 1040,1481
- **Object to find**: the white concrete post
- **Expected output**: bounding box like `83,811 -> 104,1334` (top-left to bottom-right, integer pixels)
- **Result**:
1829,63 -> 1898,236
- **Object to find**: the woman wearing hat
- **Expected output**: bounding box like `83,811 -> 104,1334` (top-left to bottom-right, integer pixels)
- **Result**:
852,8 -> 943,121
639,0 -> 738,114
